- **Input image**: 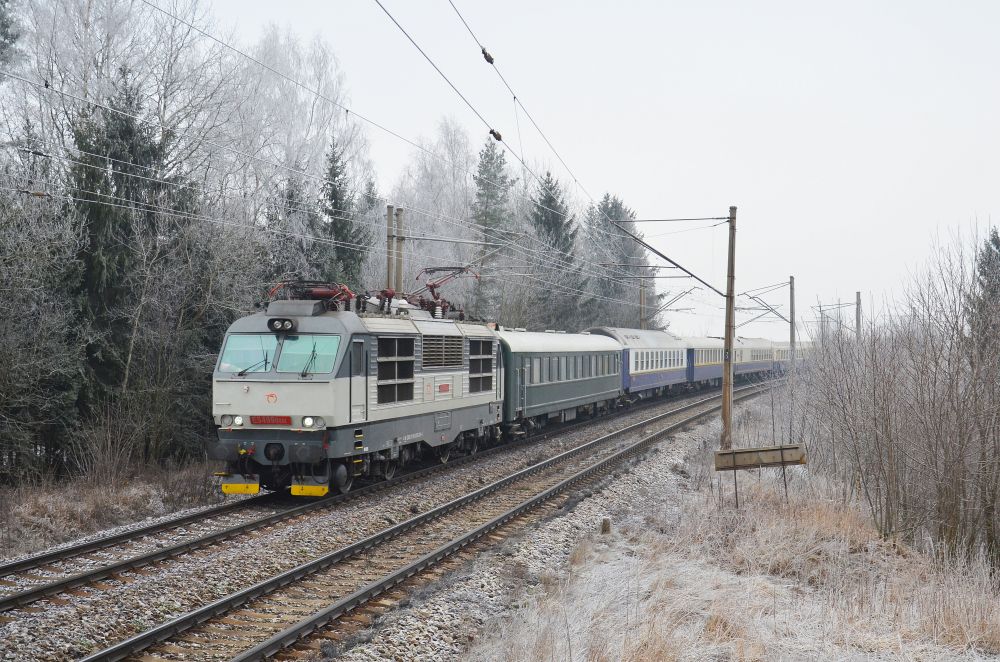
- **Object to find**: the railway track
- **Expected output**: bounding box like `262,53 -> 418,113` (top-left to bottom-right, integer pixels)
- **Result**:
85,382 -> 769,661
0,383 -> 732,617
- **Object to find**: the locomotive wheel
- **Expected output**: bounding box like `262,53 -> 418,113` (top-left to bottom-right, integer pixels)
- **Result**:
383,460 -> 398,481
333,462 -> 353,494
467,437 -> 479,456
438,444 -> 452,464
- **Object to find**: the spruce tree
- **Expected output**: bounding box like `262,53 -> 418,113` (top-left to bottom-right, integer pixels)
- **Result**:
969,228 -> 1000,343
70,72 -> 165,409
530,171 -> 576,255
0,0 -> 17,67
528,172 -> 585,329
312,136 -> 371,288
470,140 -> 514,318
584,193 -> 658,327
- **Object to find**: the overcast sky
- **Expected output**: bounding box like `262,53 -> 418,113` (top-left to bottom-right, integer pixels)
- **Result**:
210,0 -> 998,340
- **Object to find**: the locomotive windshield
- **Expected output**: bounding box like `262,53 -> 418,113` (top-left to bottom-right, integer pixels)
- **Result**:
218,334 -> 278,374
276,335 -> 341,374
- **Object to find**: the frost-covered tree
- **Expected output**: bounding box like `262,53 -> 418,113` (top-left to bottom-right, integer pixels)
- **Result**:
581,193 -> 660,328
469,139 -> 514,318
0,0 -> 18,67
70,72 -> 166,408
312,136 -> 372,289
530,171 -> 576,255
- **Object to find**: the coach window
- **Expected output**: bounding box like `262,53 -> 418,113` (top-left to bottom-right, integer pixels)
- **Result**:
532,357 -> 541,384
558,356 -> 565,380
376,337 -> 415,404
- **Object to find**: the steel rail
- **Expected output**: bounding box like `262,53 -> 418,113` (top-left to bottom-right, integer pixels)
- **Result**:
236,383 -> 770,660
82,382 -> 770,662
0,433 -> 515,612
0,493 -> 277,578
0,384 -> 711,613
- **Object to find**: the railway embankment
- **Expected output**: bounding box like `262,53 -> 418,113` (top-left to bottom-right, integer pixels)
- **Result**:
332,403 -> 1000,662
0,462 -> 225,560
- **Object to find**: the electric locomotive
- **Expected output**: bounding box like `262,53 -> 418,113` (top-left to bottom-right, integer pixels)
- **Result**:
208,283 -> 502,496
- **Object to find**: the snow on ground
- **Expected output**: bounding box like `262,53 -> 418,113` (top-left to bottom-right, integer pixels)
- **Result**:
333,407 -> 999,662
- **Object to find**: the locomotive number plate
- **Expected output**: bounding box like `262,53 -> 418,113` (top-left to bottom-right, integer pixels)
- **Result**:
249,415 -> 292,425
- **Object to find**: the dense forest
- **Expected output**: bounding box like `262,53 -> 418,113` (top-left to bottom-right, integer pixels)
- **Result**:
0,0 -> 658,480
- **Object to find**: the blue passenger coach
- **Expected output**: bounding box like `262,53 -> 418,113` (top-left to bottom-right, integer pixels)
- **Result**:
587,327 -> 688,400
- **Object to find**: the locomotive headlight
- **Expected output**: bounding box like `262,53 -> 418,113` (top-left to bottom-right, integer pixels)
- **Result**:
221,414 -> 234,426
302,416 -> 315,428
313,417 -> 325,428
233,415 -> 244,426
281,320 -> 293,330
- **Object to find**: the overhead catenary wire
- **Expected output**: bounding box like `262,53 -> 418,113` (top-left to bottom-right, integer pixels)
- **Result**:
440,0 -> 725,301
0,74 -> 650,296
2,183 -> 648,309
104,3 -> 621,279
130,0 -> 671,291
445,0 -> 588,196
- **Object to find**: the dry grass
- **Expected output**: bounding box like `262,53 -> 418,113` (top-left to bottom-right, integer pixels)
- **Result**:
471,471 -> 1000,661
0,461 -> 224,558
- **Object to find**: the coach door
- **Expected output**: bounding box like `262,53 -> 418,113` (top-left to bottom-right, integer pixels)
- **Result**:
350,340 -> 367,422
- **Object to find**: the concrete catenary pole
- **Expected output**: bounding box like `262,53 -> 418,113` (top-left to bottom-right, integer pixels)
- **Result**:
385,205 -> 395,290
856,290 -> 862,338
789,275 -> 796,364
720,205 -> 737,451
394,207 -> 405,294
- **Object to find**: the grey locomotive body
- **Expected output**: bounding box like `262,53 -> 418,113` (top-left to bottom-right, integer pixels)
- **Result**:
209,299 -> 501,496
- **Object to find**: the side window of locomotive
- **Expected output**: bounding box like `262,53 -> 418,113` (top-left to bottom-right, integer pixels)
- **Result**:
469,340 -> 493,393
351,342 -> 365,377
218,333 -> 279,373
376,337 -> 415,403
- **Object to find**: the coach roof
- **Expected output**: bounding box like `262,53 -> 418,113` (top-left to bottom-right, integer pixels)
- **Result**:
586,327 -> 687,349
496,329 -> 623,354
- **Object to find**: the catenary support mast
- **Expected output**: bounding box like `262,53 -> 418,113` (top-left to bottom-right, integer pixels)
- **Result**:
720,206 -> 737,451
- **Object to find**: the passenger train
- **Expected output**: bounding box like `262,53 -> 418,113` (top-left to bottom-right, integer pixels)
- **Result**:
209,285 -> 796,497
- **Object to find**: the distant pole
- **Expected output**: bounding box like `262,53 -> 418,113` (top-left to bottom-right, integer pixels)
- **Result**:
788,275 -> 795,445
855,291 -> 862,338
789,275 -> 796,363
720,206 -> 737,451
385,205 -> 395,290
818,302 -> 826,346
394,207 -> 405,294
639,280 -> 646,329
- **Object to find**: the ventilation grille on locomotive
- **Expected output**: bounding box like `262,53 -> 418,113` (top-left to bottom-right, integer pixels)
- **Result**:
422,335 -> 463,368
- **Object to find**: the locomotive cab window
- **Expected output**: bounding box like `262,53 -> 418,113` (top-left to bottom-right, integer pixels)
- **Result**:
276,335 -> 341,374
376,337 -> 415,404
218,333 -> 278,373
